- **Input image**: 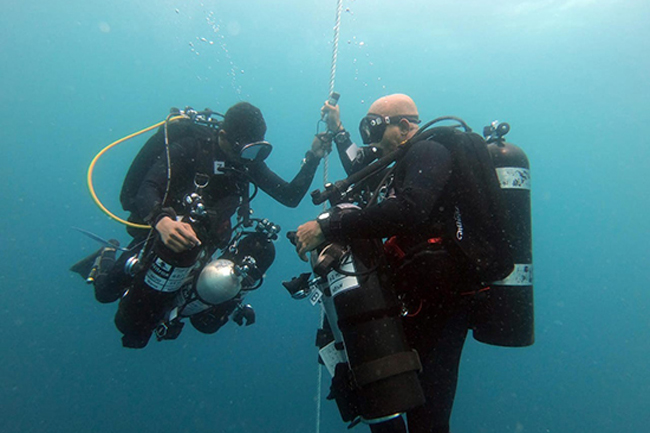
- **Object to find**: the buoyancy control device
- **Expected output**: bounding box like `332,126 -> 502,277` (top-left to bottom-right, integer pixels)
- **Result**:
120,107 -> 223,216
393,118 -> 533,347
409,121 -> 516,283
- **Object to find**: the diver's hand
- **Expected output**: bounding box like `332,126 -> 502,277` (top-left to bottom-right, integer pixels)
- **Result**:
155,216 -> 201,253
321,101 -> 342,133
311,133 -> 332,159
295,220 -> 325,262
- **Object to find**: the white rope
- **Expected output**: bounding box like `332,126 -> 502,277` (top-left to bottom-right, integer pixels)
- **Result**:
323,0 -> 344,195
316,3 -> 344,432
315,307 -> 325,433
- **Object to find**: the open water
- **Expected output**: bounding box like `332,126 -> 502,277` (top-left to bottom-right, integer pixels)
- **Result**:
1,1 -> 649,432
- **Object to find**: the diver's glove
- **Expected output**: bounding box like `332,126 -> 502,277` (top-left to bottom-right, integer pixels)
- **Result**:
232,304 -> 256,326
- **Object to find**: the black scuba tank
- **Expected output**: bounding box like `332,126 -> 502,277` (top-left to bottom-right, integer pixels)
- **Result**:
143,236 -> 202,293
471,122 -> 534,347
313,206 -> 425,423
114,221 -> 202,348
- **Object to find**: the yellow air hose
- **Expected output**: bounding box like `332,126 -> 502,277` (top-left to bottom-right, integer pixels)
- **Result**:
87,115 -> 186,229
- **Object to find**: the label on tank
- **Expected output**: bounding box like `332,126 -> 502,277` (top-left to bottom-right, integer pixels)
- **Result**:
327,255 -> 360,297
319,341 -> 347,376
492,263 -> 533,286
309,287 -> 323,306
145,257 -> 192,292
496,167 -> 531,190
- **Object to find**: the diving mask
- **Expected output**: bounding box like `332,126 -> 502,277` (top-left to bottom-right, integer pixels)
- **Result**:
238,140 -> 273,162
358,114 -> 421,145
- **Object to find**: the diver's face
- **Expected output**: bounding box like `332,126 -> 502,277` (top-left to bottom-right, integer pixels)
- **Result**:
217,130 -> 272,163
376,124 -> 403,153
359,113 -> 399,152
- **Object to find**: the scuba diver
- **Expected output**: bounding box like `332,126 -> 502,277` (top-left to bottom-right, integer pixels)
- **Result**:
71,101 -> 331,348
290,94 -> 533,433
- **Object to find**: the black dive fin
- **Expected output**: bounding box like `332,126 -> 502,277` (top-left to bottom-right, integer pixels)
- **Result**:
70,248 -> 103,281
70,239 -> 120,283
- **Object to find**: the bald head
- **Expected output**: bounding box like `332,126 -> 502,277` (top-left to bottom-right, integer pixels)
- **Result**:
368,94 -> 419,117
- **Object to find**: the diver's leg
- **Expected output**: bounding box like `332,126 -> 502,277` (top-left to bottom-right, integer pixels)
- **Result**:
70,240 -> 119,284
404,300 -> 470,433
94,249 -> 131,304
114,284 -> 175,348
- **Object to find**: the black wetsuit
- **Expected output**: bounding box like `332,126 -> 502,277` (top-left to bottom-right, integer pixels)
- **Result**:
99,122 -> 322,347
330,135 -> 483,433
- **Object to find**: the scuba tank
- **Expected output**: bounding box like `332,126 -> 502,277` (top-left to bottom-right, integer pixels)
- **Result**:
285,205 -> 424,426
471,121 -> 534,347
141,192 -> 208,294
115,192 -> 209,348
175,229 -> 276,319
142,236 -> 201,293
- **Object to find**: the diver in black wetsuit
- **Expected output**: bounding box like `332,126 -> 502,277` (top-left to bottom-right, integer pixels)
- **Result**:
73,101 -> 330,348
294,94 -> 506,433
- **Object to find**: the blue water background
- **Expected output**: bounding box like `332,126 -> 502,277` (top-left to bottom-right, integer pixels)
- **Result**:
1,1 -> 649,432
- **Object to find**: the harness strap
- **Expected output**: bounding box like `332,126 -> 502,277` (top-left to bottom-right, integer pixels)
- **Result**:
384,236 -> 443,262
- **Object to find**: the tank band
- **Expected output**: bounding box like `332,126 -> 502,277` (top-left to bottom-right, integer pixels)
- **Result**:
492,263 -> 533,286
353,350 -> 422,388
496,167 -> 531,190
362,413 -> 403,425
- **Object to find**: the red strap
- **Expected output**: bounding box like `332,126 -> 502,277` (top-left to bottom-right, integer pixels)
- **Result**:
460,286 -> 491,296
384,236 -> 406,260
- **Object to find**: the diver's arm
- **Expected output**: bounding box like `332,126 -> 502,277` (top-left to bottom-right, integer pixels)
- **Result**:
322,101 -> 376,176
248,135 -> 329,208
333,130 -> 378,176
248,156 -> 319,208
323,140 -> 452,239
